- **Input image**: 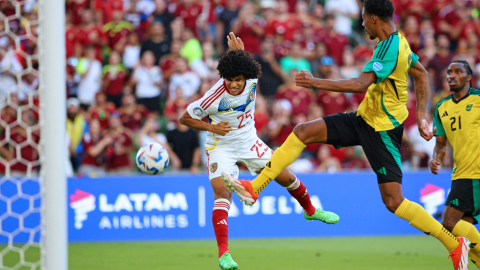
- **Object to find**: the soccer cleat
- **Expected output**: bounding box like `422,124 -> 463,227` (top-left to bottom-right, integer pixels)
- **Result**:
219,251 -> 238,270
449,237 -> 470,270
221,172 -> 258,205
304,208 -> 340,224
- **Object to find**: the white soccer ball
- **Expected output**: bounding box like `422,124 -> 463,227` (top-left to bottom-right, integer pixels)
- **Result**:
136,143 -> 169,175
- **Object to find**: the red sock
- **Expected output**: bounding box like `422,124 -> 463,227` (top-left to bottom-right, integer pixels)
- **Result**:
212,199 -> 230,257
287,178 -> 316,216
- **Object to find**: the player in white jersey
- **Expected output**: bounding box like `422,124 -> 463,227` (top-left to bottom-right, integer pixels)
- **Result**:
179,33 -> 339,270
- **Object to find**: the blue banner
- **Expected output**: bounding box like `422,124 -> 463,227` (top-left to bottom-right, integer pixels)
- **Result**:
66,172 -> 456,242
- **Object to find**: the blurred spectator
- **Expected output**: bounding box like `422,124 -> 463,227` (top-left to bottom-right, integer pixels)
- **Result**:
17,72 -> 38,102
275,70 -> 315,117
102,51 -> 127,108
315,144 -> 341,172
268,99 -> 294,147
341,146 -> 368,170
66,98 -> 87,171
78,119 -> 110,175
164,84 -> 190,122
436,0 -> 465,39
151,0 -> 175,41
255,39 -> 284,97
231,2 -> 266,55
174,0 -> 203,36
103,10 -> 133,52
123,33 -> 142,73
316,56 -> 335,79
403,15 -> 421,54
67,0 -> 90,26
76,45 -> 103,110
180,27 -> 203,65
104,112 -> 134,173
254,95 -> 270,141
0,110 -> 39,175
317,81 -> 352,116
76,9 -> 105,62
216,0 -> 240,54
168,57 -> 201,100
265,0 -> 301,42
324,0 -> 360,37
190,41 -> 219,81
65,14 -> 78,58
427,35 -> 454,93
118,93 -> 150,132
311,43 -> 328,78
141,22 -> 170,65
160,39 -> 183,80
407,111 -> 435,169
128,51 -> 163,113
167,111 -> 200,172
137,118 -> 181,169
88,92 -> 117,131
339,50 -> 360,79
303,105 -> 324,157
321,15 -> 349,66
93,0 -> 123,24
417,34 -> 437,68
280,42 -> 311,75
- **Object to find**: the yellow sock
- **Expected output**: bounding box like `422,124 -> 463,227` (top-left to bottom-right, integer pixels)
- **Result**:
251,133 -> 306,195
469,250 -> 480,269
453,219 -> 480,253
395,199 -> 459,252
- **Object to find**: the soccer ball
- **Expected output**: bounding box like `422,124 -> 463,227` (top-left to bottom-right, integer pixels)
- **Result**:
136,143 -> 169,175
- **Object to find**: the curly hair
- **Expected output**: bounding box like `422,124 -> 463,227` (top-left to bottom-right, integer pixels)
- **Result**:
217,49 -> 262,80
364,0 -> 395,21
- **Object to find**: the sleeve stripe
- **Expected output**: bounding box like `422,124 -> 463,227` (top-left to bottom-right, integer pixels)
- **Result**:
377,35 -> 391,60
379,36 -> 394,60
201,85 -> 225,108
203,88 -> 225,110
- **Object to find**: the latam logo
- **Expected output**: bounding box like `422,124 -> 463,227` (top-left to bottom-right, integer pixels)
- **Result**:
420,184 -> 445,216
69,190 -> 189,230
70,190 -> 96,229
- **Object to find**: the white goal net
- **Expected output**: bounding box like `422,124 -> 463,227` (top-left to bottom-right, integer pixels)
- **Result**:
0,0 -> 66,269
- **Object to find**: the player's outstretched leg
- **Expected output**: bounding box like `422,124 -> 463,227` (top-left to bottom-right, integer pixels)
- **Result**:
222,168 -> 339,224
211,178 -> 238,270
225,119 -> 328,199
380,182 -> 469,270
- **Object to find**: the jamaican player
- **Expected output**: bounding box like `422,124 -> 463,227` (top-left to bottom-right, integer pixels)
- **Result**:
430,60 -> 480,268
222,0 -> 470,269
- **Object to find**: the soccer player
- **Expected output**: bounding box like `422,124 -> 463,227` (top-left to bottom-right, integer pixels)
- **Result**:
179,33 -> 339,270
430,60 -> 480,268
222,1 -> 470,269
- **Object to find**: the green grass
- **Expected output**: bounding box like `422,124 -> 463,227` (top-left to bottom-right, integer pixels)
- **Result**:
3,236 -> 461,270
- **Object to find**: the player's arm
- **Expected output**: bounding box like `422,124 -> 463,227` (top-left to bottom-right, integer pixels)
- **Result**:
295,70 -> 376,93
408,61 -> 436,141
430,135 -> 447,175
179,111 -> 232,136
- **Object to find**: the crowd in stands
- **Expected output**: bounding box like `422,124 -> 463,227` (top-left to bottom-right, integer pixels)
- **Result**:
1,0 -> 480,175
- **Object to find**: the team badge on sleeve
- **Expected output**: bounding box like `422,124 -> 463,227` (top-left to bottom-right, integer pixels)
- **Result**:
210,163 -> 218,173
373,62 -> 383,71
193,107 -> 204,116
249,90 -> 255,101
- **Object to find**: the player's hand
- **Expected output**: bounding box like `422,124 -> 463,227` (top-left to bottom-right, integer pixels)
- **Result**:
429,158 -> 441,175
295,70 -> 315,88
211,121 -> 233,136
227,32 -> 244,51
417,119 -> 436,141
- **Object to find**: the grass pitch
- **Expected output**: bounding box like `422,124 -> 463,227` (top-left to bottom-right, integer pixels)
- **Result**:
69,236 -> 455,270
3,236 -> 458,269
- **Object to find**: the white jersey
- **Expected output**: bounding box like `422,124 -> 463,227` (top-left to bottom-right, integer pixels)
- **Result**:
187,78 -> 258,150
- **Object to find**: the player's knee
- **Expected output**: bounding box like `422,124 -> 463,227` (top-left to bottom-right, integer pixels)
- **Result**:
442,219 -> 457,232
214,186 -> 232,201
383,197 -> 403,213
293,123 -> 309,144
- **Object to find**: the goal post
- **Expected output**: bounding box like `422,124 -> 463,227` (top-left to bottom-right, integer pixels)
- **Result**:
38,0 -> 67,268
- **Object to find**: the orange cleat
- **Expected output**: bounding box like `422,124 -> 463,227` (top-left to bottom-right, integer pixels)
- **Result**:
449,237 -> 470,270
221,172 -> 258,205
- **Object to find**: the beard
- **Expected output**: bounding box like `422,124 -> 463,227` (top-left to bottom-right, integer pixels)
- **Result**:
449,82 -> 467,93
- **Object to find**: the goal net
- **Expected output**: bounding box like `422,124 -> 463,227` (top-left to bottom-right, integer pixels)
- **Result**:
0,0 -> 66,269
